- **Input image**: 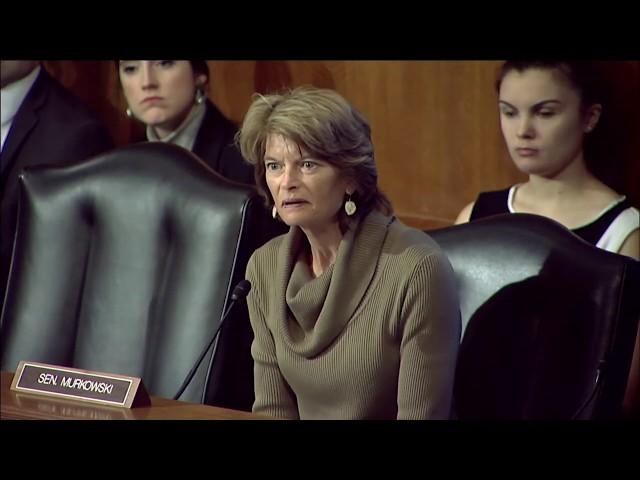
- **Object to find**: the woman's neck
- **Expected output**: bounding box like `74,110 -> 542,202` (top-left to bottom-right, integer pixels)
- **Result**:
152,103 -> 200,140
301,222 -> 344,278
523,154 -> 606,201
514,156 -> 622,228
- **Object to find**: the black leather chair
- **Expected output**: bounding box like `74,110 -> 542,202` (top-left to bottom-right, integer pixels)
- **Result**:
0,143 -> 285,410
429,213 -> 639,419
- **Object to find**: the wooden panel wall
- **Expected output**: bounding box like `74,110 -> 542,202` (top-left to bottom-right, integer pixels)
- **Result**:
44,61 -> 639,229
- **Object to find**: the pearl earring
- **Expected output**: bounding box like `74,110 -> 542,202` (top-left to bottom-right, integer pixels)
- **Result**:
272,205 -> 278,219
195,89 -> 206,105
125,108 -> 133,118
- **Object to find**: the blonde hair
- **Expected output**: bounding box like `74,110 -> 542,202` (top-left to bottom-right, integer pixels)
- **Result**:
236,86 -> 392,226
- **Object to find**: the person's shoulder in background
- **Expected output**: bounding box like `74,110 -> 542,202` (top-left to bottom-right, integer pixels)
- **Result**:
36,68 -> 114,155
194,99 -> 254,185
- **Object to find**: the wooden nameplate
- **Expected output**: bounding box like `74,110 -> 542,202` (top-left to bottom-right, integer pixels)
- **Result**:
11,361 -> 151,408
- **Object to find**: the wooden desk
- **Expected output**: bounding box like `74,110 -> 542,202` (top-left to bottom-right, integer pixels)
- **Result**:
1,371 -> 267,420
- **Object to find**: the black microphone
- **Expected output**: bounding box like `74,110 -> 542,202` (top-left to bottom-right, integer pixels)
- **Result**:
173,279 -> 251,401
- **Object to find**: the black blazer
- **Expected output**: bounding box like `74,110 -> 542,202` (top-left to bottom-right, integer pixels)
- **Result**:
0,67 -> 114,297
192,99 -> 255,185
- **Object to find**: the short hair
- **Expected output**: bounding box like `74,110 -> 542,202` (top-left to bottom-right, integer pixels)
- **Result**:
236,86 -> 392,228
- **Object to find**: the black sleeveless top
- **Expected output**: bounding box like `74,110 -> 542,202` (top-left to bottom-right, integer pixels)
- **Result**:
469,188 -> 633,246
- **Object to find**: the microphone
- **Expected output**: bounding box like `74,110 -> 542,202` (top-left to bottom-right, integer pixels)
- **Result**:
173,279 -> 252,401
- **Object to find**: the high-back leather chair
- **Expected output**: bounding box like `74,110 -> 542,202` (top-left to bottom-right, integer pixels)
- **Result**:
0,143 -> 284,410
429,213 -> 639,419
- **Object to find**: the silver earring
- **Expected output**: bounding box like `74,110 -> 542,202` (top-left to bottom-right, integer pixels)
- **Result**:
345,194 -> 357,216
125,107 -> 133,118
272,205 -> 278,219
195,89 -> 206,105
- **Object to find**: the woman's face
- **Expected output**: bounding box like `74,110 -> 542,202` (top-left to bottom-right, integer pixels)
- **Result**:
118,60 -> 206,137
498,68 -> 600,178
264,134 -> 351,232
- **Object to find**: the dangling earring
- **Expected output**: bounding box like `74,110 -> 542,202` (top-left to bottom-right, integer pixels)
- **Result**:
272,205 -> 278,219
344,193 -> 357,216
195,88 -> 206,105
125,107 -> 133,118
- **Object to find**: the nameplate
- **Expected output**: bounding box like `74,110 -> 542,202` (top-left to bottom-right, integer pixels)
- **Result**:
11,361 -> 151,408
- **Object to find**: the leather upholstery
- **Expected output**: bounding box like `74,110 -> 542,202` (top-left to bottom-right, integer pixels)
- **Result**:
429,213 -> 639,419
0,143 -> 284,410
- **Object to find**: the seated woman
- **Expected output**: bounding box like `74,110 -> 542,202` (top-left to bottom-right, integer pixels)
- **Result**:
456,60 -> 638,258
455,60 -> 639,416
117,60 -> 254,184
236,86 -> 461,419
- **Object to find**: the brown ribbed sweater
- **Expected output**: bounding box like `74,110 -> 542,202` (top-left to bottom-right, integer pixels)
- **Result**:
246,211 -> 460,419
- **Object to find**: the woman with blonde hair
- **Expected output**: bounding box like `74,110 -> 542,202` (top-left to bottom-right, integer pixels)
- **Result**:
237,86 -> 461,419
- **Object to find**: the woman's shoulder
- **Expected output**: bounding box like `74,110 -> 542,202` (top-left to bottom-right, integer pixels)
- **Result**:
377,219 -> 455,289
245,233 -> 286,287
248,231 -> 288,268
384,218 -> 443,259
